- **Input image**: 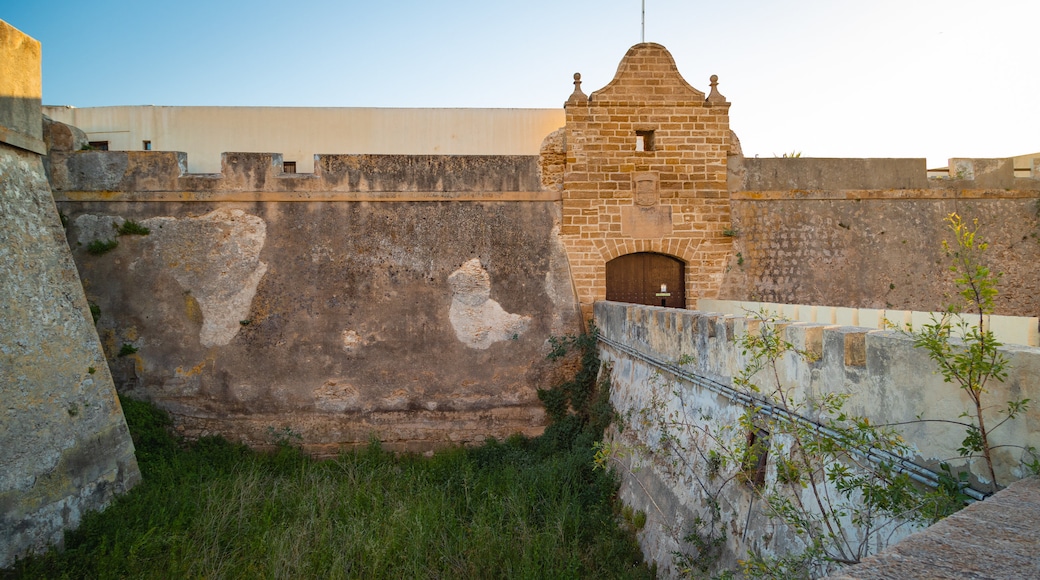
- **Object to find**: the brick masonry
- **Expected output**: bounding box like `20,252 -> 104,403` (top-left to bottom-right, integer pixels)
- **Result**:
555,43 -> 734,322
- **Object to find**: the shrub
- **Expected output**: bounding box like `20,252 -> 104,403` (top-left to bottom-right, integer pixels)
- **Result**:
86,239 -> 118,255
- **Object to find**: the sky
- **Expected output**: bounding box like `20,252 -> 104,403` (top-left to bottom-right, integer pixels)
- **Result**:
4,0 -> 1038,167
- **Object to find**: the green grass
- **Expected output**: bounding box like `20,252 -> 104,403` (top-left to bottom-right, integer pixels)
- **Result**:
6,397 -> 652,579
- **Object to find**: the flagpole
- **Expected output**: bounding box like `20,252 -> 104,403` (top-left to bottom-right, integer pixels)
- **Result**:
641,0 -> 645,42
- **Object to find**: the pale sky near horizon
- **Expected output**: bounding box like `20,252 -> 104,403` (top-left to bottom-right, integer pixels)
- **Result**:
4,0 -> 1038,167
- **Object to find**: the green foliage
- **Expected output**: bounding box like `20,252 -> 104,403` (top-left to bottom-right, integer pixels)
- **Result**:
88,302 -> 100,324
8,396 -> 651,578
732,316 -> 934,572
116,220 -> 150,236
632,510 -> 647,530
730,315 -> 961,575
613,313 -> 961,578
538,325 -> 615,452
117,343 -> 138,357
722,228 -> 739,237
674,513 -> 729,579
86,239 -> 118,255
909,213 -> 1035,492
266,425 -> 303,448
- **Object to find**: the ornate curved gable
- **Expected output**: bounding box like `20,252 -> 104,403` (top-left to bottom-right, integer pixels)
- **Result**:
556,43 -> 734,322
589,43 -> 706,104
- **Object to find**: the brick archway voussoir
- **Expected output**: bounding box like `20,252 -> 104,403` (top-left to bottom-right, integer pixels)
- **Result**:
598,237 -> 701,266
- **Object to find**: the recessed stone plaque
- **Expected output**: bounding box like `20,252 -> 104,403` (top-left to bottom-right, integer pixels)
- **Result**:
633,172 -> 659,207
621,205 -> 673,237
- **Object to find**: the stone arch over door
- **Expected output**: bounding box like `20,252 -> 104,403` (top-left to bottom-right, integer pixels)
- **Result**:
606,252 -> 686,308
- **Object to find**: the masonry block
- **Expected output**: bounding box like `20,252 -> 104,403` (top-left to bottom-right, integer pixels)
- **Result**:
559,43 -> 733,313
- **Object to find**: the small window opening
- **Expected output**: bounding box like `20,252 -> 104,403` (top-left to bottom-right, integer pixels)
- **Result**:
740,427 -> 770,488
88,141 -> 109,151
282,161 -> 297,174
635,130 -> 655,152
142,140 -> 152,151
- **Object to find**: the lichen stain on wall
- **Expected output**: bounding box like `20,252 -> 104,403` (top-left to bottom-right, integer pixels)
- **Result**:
448,258 -> 531,349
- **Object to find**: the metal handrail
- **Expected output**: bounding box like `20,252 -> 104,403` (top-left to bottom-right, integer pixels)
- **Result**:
597,334 -> 988,502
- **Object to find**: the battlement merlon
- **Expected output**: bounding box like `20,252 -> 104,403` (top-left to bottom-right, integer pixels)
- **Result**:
730,156 -> 1040,196
46,150 -> 549,198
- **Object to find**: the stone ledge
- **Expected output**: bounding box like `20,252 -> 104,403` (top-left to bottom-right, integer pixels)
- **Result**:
52,190 -> 562,202
827,477 -> 1040,579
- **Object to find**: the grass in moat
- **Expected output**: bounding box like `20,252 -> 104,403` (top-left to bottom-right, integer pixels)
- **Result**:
6,396 -> 653,579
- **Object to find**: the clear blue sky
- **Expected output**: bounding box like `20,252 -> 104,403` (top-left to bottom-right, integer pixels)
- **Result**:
5,0 -> 1038,167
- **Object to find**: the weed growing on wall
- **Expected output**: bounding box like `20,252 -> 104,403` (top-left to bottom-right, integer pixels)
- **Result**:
86,239 -> 118,255
116,220 -> 150,236
539,324 -> 615,451
909,213 -> 1038,492
595,367 -> 735,578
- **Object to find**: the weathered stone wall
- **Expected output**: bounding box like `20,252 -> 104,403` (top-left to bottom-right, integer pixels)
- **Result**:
50,150 -> 582,454
0,20 -> 139,568
558,43 -> 734,321
828,477 -> 1040,580
722,157 -> 1040,317
595,300 -> 1040,577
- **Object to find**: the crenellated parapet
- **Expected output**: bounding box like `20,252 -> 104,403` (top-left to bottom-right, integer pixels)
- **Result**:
47,149 -> 550,201
729,156 -> 1039,197
720,154 -> 1040,317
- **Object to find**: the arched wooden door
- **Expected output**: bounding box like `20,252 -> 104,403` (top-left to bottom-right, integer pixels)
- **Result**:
605,253 -> 686,308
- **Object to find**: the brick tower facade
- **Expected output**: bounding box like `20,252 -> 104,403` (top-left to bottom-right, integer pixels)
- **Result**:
551,43 -> 734,321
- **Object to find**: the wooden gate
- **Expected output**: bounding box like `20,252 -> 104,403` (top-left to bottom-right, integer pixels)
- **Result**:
605,253 -> 686,308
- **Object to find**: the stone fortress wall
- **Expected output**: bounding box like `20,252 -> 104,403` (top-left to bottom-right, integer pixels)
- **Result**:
0,21 -> 140,568
5,17 -> 1040,568
596,300 -> 1040,577
47,147 -> 582,455
723,156 -> 1040,318
43,41 -> 1040,457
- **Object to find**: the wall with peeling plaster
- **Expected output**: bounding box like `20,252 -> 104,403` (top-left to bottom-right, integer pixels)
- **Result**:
52,150 -> 582,454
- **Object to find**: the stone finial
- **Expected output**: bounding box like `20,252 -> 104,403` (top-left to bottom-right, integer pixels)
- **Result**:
706,74 -> 727,104
566,72 -> 588,107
